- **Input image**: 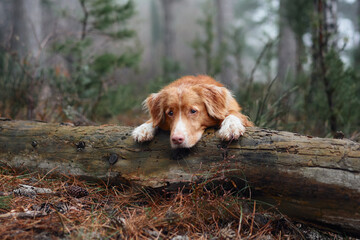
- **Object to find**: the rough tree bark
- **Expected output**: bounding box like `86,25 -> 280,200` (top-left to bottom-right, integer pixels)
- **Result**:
0,120 -> 359,236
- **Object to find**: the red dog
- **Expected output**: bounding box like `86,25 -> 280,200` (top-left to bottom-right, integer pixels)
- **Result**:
132,75 -> 253,148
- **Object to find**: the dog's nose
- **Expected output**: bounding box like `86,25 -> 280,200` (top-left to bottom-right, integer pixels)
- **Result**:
171,135 -> 184,145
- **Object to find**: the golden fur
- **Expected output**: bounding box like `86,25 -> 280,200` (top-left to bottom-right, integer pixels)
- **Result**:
133,75 -> 253,148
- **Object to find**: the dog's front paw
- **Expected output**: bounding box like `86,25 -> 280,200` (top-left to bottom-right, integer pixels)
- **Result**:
132,122 -> 156,142
218,115 -> 246,141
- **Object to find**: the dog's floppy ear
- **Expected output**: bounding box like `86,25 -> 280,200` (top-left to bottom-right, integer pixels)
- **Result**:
144,92 -> 165,127
199,85 -> 231,120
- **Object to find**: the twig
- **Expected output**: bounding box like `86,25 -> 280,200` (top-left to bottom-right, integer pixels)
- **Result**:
254,75 -> 278,125
35,32 -> 54,61
29,16 -> 41,55
246,41 -> 274,98
18,184 -> 53,194
0,192 -> 11,196
237,205 -> 243,237
36,166 -> 59,184
249,200 -> 256,236
54,210 -> 71,234
0,210 -> 47,219
5,26 -> 14,49
79,0 -> 89,41
262,86 -> 299,126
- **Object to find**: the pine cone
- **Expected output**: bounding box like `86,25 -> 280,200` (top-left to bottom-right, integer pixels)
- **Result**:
66,186 -> 89,198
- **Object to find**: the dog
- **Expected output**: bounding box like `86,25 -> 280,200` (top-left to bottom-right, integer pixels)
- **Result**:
132,75 -> 253,148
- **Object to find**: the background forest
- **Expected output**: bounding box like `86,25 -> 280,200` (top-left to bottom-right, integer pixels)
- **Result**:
0,0 -> 359,139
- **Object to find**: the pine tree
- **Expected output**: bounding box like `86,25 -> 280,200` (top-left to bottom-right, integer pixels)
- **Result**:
191,1 -> 225,77
51,0 -> 140,120
307,0 -> 360,136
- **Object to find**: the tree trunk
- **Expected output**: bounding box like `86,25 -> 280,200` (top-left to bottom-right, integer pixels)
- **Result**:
358,0 -> 360,29
7,0 -> 42,120
0,120 -> 359,236
354,0 -> 360,70
215,0 -> 235,88
310,0 -> 339,134
278,0 -> 297,90
10,0 -> 42,58
323,0 -> 338,50
0,1 -> 12,47
161,0 -> 176,61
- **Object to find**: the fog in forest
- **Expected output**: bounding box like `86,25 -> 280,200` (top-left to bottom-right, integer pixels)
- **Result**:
0,0 -> 359,139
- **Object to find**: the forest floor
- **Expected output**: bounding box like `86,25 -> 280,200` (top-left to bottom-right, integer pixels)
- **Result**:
0,167 -> 357,240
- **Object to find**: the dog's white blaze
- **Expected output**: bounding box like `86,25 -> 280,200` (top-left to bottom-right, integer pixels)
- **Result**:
132,121 -> 156,142
171,91 -> 189,147
173,113 -> 187,136
218,115 -> 245,140
172,110 -> 188,144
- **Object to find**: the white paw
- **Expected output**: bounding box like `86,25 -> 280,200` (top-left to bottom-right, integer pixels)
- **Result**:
218,115 -> 246,141
132,122 -> 156,142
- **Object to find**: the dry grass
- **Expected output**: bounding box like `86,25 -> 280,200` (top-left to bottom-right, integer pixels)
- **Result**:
0,167 -> 350,240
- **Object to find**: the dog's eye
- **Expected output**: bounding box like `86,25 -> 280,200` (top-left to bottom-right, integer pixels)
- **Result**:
168,110 -> 174,116
190,109 -> 197,114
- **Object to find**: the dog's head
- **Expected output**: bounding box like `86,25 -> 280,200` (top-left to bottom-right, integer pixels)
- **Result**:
145,84 -> 232,148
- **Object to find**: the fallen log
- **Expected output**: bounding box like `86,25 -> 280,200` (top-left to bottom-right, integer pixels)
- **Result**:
0,120 -> 359,236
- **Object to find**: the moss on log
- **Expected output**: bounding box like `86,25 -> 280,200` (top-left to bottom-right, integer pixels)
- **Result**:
0,120 -> 359,236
